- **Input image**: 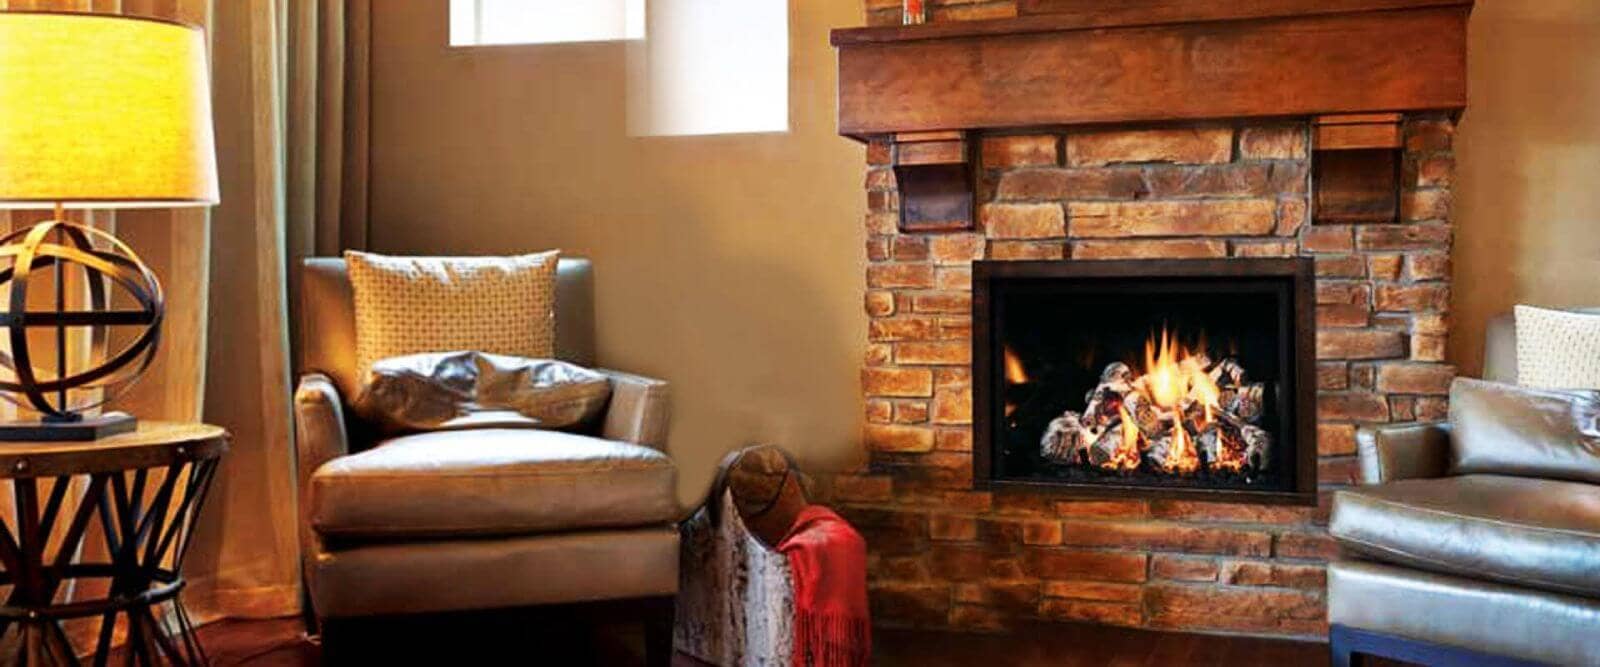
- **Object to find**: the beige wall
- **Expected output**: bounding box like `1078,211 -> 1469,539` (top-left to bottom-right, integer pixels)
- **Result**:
1453,0 -> 1600,375
368,0 -> 867,505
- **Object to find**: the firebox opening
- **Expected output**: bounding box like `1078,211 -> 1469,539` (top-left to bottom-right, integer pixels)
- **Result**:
975,259 -> 1315,504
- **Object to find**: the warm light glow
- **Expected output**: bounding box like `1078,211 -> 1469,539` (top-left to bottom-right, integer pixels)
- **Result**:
1003,346 -> 1030,384
1164,416 -> 1200,473
1138,326 -> 1215,474
0,13 -> 218,209
1108,404 -> 1142,471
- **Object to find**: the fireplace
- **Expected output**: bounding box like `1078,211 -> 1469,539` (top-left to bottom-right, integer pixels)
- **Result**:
973,259 -> 1317,505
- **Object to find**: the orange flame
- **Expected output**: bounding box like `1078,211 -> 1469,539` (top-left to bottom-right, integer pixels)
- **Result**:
1004,346 -> 1029,384
1108,404 -> 1142,471
1165,415 -> 1201,473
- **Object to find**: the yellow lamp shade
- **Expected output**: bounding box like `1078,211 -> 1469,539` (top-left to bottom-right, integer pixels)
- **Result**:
0,11 -> 218,209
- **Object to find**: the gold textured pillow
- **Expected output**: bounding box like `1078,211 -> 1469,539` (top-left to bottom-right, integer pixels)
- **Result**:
346,250 -> 559,381
352,351 -> 611,434
1515,305 -> 1600,389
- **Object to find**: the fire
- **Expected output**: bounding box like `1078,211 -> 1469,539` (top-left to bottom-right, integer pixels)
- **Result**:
1003,346 -> 1029,384
1138,326 -> 1217,473
1107,404 -> 1142,471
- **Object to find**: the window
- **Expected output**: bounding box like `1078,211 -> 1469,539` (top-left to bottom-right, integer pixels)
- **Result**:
449,0 -> 789,137
449,0 -> 645,46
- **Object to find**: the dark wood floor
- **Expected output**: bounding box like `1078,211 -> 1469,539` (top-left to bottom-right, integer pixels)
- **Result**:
147,617 -> 1330,666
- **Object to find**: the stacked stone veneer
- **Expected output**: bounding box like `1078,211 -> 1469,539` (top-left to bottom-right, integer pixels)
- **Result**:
826,118 -> 1457,638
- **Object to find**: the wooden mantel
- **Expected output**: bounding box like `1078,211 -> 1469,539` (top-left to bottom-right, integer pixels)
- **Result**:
832,0 -> 1472,140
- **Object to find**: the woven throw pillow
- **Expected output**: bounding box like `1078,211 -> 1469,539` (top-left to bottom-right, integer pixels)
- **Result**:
346,250 -> 559,381
1515,305 -> 1600,389
352,351 -> 610,434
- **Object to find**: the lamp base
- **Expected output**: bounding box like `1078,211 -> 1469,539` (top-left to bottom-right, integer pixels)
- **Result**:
0,412 -> 136,442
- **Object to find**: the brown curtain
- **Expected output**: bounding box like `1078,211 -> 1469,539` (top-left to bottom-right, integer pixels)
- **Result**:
0,0 -> 373,644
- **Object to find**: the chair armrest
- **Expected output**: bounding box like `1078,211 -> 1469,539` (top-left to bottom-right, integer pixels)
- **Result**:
599,369 -> 670,450
294,373 -> 351,558
1356,422 -> 1452,485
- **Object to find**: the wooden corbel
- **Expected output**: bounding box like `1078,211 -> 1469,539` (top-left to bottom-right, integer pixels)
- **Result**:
892,130 -> 974,232
1312,113 -> 1403,224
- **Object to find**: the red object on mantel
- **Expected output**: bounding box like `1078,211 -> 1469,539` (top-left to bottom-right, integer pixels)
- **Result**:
903,0 -> 926,24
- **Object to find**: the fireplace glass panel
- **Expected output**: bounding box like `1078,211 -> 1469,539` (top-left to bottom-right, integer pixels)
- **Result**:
976,260 -> 1312,502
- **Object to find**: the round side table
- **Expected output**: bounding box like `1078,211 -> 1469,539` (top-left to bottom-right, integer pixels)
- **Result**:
0,421 -> 228,666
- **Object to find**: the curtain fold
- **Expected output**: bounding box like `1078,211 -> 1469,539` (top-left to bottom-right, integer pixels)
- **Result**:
0,0 -> 372,645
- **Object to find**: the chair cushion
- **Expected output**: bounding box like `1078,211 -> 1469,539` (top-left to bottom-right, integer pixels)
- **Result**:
1331,474 -> 1600,597
310,429 -> 677,539
1448,377 -> 1600,485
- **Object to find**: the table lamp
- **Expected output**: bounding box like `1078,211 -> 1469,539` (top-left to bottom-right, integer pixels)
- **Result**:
0,11 -> 218,440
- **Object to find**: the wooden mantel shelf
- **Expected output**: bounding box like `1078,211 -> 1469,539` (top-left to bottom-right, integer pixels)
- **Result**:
832,0 -> 1472,140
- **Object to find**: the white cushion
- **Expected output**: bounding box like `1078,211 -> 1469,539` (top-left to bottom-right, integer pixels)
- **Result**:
1515,305 -> 1600,389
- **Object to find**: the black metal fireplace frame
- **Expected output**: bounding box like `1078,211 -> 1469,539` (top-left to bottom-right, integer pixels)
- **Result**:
971,258 -> 1317,506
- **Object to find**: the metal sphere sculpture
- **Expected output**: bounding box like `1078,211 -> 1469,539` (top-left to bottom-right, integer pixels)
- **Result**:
0,220 -> 163,421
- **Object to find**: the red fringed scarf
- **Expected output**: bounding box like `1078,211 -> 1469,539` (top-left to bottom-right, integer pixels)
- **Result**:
777,505 -> 871,667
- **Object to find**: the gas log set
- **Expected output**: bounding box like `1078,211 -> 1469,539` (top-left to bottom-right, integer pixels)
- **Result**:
1033,328 -> 1271,479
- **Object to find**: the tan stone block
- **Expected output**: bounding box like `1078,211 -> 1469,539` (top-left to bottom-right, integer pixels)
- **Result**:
1143,163 -> 1272,198
1059,521 -> 1273,557
935,428 -> 973,452
935,267 -> 971,291
1318,393 -> 1390,422
892,236 -> 929,261
1416,396 -> 1449,420
1314,256 -> 1365,278
868,316 -> 938,342
1375,284 -> 1450,312
1317,304 -> 1370,328
1275,532 -> 1341,560
982,203 -> 1066,239
1318,423 -> 1358,456
1407,251 -> 1451,280
1022,548 -> 1149,582
1276,197 -> 1308,236
865,167 -> 895,191
1411,334 -> 1448,361
896,341 -> 971,365
933,367 -> 971,388
996,168 -> 1145,201
1414,155 -> 1454,187
1232,240 -> 1298,258
1405,119 -> 1455,152
1349,363 -> 1377,389
865,424 -> 935,452
867,140 -> 892,166
1072,239 -> 1228,260
1040,599 -> 1143,627
1068,200 -> 1274,238
1042,581 -> 1142,604
1317,330 -> 1404,359
867,263 -> 935,289
1240,124 -> 1308,159
981,134 -> 1058,168
1316,281 -> 1371,306
1151,555 -> 1220,582
1376,363 -> 1455,394
1318,362 -> 1349,390
1220,562 -> 1326,588
1067,126 -> 1233,166
929,514 -> 979,541
1149,501 -> 1312,525
989,240 -> 1064,260
1356,224 -> 1450,251
1413,312 -> 1449,335
1146,583 -> 1323,622
911,292 -> 972,314
866,237 -> 890,262
866,212 -> 899,235
930,2 -> 1018,21
1300,225 -> 1353,253
865,399 -> 892,424
894,401 -> 930,424
1319,456 -> 1360,485
868,190 -> 897,212
1022,520 -> 1064,546
865,290 -> 896,317
929,234 -> 985,264
1390,395 -> 1417,421
932,387 -> 972,425
1367,254 -> 1403,280
1053,500 -> 1149,519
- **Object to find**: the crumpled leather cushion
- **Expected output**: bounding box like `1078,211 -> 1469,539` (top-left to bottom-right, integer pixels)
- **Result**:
352,351 -> 611,434
310,428 -> 677,539
1448,377 -> 1600,484
1330,474 -> 1600,598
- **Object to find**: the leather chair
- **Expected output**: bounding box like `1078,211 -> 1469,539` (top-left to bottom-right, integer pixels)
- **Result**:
292,257 -> 678,663
1328,309 -> 1600,666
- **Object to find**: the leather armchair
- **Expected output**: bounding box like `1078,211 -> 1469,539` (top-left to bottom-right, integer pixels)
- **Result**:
1328,309 -> 1600,666
293,258 -> 678,664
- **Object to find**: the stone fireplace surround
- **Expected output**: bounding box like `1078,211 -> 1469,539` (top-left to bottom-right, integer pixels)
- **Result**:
824,0 -> 1464,639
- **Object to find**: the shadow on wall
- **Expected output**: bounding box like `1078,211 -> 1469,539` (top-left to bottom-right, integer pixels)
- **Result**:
365,0 -> 869,508
1454,0 -> 1600,375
